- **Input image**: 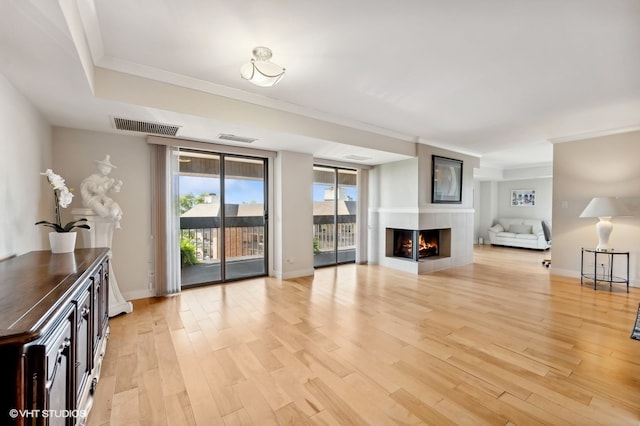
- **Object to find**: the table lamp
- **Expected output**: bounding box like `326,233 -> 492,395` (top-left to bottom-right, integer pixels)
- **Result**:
579,197 -> 630,251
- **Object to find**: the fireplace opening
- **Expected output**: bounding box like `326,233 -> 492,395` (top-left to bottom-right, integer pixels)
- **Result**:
393,229 -> 439,260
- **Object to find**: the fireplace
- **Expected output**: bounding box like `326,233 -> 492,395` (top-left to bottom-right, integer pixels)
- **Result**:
386,227 -> 451,262
393,229 -> 439,259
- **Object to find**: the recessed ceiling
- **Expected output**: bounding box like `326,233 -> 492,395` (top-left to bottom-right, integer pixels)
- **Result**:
1,0 -> 640,170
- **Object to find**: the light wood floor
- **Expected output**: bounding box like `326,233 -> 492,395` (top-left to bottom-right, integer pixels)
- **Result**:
88,245 -> 640,425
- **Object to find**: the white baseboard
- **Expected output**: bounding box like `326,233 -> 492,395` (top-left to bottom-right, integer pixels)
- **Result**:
123,289 -> 155,301
551,268 -> 639,288
274,268 -> 315,280
549,268 -> 579,278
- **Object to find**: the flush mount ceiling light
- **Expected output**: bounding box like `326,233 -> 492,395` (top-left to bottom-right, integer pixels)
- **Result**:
240,46 -> 285,87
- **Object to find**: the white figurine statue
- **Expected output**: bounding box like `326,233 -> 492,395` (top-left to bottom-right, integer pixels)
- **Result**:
80,155 -> 123,228
75,154 -> 133,317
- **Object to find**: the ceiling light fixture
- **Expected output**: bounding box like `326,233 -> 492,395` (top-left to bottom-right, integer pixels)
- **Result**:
240,46 -> 285,87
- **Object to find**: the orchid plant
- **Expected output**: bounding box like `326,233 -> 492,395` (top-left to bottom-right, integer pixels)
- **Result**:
35,169 -> 90,233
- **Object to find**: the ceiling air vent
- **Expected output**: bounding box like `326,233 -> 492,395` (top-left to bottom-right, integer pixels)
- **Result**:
343,154 -> 372,161
113,117 -> 180,136
217,133 -> 257,143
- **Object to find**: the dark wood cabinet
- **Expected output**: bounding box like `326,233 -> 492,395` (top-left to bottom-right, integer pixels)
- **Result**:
0,248 -> 110,426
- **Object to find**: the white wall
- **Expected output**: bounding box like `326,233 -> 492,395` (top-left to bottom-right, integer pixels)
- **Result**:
552,130 -> 640,286
52,128 -> 153,300
377,157 -> 419,209
497,178 -> 552,220
475,180 -> 499,244
0,74 -> 52,259
274,151 -> 314,279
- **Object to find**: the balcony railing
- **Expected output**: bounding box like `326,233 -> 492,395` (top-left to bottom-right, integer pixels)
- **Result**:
313,214 -> 356,252
180,214 -> 357,262
181,216 -> 264,262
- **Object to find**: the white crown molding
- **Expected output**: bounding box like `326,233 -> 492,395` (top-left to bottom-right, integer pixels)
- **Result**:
416,137 -> 483,158
548,125 -> 640,144
371,207 -> 475,214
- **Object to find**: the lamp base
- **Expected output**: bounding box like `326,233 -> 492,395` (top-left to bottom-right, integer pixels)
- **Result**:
595,217 -> 613,251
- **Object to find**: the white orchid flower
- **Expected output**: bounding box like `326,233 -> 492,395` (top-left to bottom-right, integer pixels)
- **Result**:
42,169 -> 67,191
58,188 -> 73,208
36,169 -> 89,233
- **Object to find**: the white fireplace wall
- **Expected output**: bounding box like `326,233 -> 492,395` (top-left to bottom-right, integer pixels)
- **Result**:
368,144 -> 479,274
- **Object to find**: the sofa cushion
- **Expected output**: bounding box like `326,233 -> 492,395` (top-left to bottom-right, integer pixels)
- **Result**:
515,233 -> 538,240
488,224 -> 504,232
497,232 -> 516,238
498,218 -> 524,229
524,219 -> 544,235
508,223 -> 532,234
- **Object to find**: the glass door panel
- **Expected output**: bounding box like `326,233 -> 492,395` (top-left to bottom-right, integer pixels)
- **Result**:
178,151 -> 267,287
179,151 -> 222,286
223,156 -> 266,280
337,169 -> 357,263
313,166 -> 357,267
313,166 -> 337,267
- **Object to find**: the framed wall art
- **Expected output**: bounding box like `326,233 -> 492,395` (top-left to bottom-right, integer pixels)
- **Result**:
511,189 -> 536,207
432,155 -> 463,204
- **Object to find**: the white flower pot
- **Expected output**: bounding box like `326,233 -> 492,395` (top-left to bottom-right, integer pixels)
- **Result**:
49,232 -> 77,254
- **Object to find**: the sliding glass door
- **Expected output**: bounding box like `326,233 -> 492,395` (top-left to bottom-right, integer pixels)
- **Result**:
313,166 -> 357,267
223,156 -> 267,280
179,150 -> 267,287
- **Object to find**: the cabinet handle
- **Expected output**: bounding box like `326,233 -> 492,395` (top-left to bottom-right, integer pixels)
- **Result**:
48,337 -> 71,384
57,338 -> 71,364
81,306 -> 90,319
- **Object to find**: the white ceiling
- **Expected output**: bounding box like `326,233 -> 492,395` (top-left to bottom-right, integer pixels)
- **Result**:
2,0 -> 640,170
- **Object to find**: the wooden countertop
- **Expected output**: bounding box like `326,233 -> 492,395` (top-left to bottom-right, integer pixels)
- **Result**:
0,248 -> 109,344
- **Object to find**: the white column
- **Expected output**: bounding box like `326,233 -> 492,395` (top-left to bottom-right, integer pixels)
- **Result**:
72,208 -> 133,317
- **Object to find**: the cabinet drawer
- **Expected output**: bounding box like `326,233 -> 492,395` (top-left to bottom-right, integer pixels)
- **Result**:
41,307 -> 74,385
27,303 -> 76,425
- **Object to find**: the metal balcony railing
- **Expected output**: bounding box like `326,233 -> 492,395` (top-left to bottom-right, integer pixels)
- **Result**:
180,214 -> 357,262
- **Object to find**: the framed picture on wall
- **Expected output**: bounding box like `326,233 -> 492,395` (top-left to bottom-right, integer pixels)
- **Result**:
511,189 -> 536,207
432,155 -> 463,203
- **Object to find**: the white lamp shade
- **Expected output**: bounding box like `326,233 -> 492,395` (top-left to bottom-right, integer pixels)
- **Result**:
240,61 -> 285,87
579,197 -> 630,251
579,197 -> 630,218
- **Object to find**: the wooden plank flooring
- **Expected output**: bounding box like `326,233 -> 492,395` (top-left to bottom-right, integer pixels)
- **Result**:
88,245 -> 640,425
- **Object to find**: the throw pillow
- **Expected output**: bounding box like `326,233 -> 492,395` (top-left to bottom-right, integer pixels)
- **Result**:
509,223 -> 532,234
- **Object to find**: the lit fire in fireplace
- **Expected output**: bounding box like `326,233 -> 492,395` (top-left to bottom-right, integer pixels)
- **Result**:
394,230 -> 439,259
418,233 -> 438,258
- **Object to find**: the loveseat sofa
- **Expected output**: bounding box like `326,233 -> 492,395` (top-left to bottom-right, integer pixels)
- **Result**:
487,218 -> 551,250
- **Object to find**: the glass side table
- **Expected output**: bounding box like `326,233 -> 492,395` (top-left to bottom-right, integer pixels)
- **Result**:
580,248 -> 629,293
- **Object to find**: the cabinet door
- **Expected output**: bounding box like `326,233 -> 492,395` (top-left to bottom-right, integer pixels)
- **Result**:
28,303 -> 76,426
100,260 -> 109,334
75,286 -> 92,400
91,269 -> 102,360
